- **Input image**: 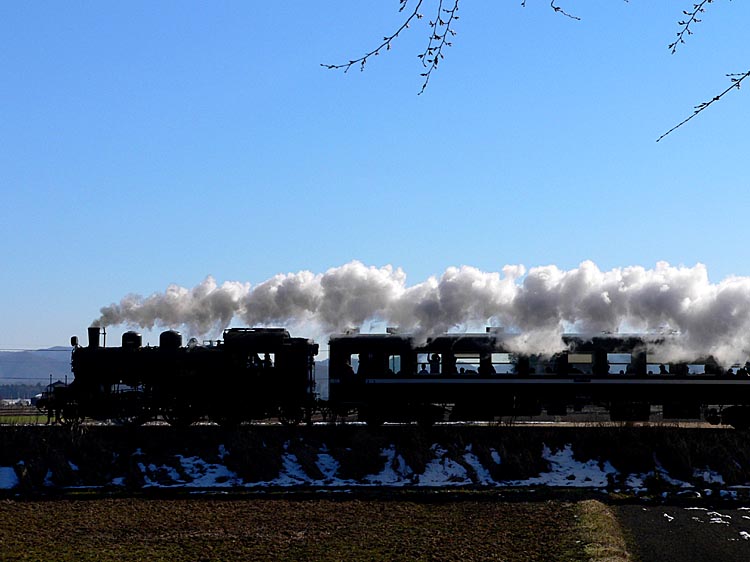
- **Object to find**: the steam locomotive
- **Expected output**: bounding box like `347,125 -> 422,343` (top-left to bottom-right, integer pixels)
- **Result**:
41,327 -> 318,427
39,326 -> 750,428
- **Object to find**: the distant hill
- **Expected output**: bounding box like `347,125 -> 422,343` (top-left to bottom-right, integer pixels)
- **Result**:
0,347 -> 71,384
0,348 -> 330,397
315,359 -> 329,400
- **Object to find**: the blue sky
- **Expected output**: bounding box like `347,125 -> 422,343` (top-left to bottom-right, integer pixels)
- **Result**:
2,1 -> 749,349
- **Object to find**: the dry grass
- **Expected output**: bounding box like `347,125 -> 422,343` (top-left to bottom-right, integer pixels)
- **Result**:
576,500 -> 631,562
0,497 -> 589,562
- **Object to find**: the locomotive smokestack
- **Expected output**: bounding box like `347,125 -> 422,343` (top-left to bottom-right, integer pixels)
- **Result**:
87,326 -> 101,349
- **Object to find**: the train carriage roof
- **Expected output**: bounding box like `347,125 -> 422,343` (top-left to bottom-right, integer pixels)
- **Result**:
329,331 -> 669,355
222,328 -> 316,351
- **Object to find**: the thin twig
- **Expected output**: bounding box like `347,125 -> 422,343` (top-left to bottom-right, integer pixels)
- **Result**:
417,0 -> 460,95
321,0 -> 460,95
550,1 -> 580,20
669,0 -> 714,54
520,0 -> 583,19
320,0 -> 425,74
656,70 -> 750,142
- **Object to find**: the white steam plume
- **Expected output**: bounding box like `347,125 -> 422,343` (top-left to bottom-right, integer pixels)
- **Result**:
95,260 -> 750,364
96,276 -> 250,336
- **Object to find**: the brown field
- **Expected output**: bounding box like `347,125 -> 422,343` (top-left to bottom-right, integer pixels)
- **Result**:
0,496 -> 609,562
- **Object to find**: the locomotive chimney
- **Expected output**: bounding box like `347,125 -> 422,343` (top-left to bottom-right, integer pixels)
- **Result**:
87,326 -> 101,349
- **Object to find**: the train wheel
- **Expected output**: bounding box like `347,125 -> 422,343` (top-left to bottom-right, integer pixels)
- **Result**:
279,405 -> 304,427
113,414 -> 147,427
722,406 -> 750,430
416,404 -> 444,428
609,401 -> 650,422
362,407 -> 384,428
318,405 -> 334,423
163,406 -> 197,428
164,413 -> 196,428
213,414 -> 242,429
60,404 -> 84,427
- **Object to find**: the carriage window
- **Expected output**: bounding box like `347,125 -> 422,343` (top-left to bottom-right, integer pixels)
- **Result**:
455,354 -> 480,374
336,354 -> 358,375
492,353 -> 515,374
356,351 -> 383,375
348,354 -> 359,373
247,352 -> 275,369
608,353 -> 631,375
645,361 -> 698,375
568,353 -> 592,374
647,354 -> 669,375
417,353 -> 442,374
388,354 -> 401,375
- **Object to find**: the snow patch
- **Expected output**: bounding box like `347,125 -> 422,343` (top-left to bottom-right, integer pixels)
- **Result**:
508,445 -> 617,488
694,467 -> 724,485
690,510 -> 734,525
0,467 -> 19,489
138,456 -> 239,487
418,445 -> 470,486
463,448 -> 494,485
316,452 -> 341,482
178,455 -> 239,487
490,448 -> 501,465
365,446 -> 413,486
271,452 -> 309,486
654,460 -> 693,488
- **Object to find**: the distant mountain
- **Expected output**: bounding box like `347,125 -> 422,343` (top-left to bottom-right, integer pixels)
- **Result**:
315,359 -> 329,400
0,347 -> 72,384
0,348 -> 330,395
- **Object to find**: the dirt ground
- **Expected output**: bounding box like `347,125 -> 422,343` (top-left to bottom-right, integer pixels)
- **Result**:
616,504 -> 750,562
0,496 -> 588,562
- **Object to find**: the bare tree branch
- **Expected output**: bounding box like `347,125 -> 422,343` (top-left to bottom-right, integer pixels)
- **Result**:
416,0 -> 460,95
324,1 -> 590,93
519,0 -> 582,20
320,0 -> 426,75
549,1 -> 580,21
321,0 -> 461,95
669,0 -> 715,54
658,1 -> 748,141
656,70 -> 750,142
324,1 -> 745,140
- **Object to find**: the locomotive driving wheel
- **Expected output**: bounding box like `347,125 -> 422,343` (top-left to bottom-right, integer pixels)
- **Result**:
162,403 -> 198,428
278,405 -> 304,427
60,403 -> 84,427
112,414 -> 146,427
212,413 -> 243,428
361,406 -> 384,428
722,406 -> 750,430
